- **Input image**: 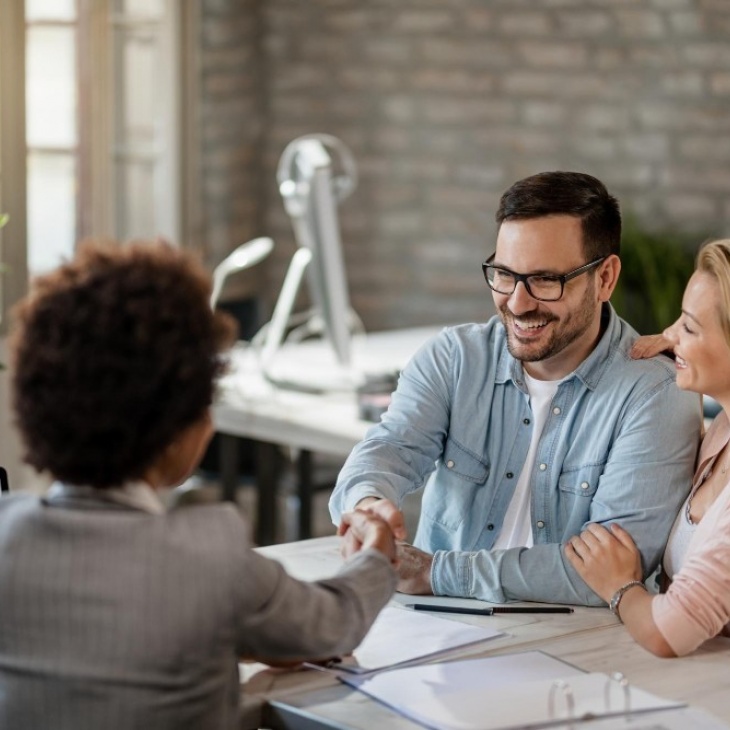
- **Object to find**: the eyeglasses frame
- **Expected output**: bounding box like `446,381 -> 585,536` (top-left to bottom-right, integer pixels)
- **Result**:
481,255 -> 607,302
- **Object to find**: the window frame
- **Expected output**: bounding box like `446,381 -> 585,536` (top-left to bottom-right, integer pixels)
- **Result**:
0,0 -> 199,334
0,0 -> 29,333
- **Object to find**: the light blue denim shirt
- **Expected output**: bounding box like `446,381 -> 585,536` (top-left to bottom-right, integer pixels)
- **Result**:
330,305 -> 701,606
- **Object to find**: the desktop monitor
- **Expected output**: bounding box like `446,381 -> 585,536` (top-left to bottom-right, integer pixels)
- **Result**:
262,134 -> 361,390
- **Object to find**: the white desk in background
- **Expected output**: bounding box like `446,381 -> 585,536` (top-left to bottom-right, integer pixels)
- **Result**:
212,327 -> 440,545
238,536 -> 730,730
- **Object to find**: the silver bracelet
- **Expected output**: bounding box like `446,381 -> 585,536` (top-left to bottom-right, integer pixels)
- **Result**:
608,580 -> 645,622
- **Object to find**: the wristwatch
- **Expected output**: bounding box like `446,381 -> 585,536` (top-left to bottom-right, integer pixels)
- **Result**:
609,580 -> 645,622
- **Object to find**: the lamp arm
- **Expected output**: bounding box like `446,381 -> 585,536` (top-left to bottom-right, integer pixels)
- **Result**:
209,237 -> 274,309
260,247 -> 313,368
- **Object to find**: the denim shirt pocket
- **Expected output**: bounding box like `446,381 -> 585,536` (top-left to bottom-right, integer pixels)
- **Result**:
421,439 -> 490,532
441,439 -> 491,483
557,462 -> 605,537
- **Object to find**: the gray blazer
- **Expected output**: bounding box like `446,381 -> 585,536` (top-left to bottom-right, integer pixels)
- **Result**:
0,490 -> 395,729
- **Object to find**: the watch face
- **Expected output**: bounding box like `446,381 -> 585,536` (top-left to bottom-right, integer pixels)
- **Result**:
610,581 -> 644,620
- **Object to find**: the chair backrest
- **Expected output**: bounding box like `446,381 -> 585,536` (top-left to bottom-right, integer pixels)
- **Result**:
0,467 -> 9,493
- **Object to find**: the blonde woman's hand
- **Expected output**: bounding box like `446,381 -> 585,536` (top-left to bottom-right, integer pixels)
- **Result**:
565,523 -> 642,603
630,334 -> 672,360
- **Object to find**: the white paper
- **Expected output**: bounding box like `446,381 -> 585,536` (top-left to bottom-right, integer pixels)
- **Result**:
337,606 -> 503,674
344,652 -> 683,730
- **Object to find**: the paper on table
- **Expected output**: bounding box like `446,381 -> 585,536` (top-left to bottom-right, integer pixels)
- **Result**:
343,651 -> 683,730
334,606 -> 503,675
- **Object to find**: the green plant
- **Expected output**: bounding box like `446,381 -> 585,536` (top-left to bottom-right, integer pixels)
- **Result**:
612,217 -> 700,335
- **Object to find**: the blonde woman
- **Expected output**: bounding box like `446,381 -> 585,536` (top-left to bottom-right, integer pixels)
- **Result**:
566,238 -> 730,657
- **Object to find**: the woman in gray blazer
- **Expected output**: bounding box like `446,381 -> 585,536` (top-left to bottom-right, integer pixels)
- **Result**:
1,240 -> 396,730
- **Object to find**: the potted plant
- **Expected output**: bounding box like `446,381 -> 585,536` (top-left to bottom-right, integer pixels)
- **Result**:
611,217 -> 700,335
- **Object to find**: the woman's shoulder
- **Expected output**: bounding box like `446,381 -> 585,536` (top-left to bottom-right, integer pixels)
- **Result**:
168,501 -> 252,542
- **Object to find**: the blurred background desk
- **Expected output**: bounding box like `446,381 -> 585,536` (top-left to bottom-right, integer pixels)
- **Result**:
212,327 -> 439,545
241,536 -> 730,730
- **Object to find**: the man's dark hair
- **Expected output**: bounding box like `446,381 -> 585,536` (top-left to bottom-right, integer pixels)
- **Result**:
496,171 -> 621,260
11,239 -> 237,488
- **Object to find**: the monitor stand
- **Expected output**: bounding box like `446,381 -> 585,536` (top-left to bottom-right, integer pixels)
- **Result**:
255,248 -> 365,394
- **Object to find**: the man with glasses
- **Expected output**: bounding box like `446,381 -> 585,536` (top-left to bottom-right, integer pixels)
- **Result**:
330,171 -> 701,606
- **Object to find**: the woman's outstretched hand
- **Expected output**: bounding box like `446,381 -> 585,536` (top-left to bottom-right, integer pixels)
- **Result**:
630,333 -> 672,360
339,509 -> 398,567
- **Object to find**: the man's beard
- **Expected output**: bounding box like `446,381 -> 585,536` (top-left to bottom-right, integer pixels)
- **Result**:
499,284 -> 595,364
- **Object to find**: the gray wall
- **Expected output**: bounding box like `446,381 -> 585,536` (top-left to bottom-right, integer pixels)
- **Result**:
199,0 -> 730,331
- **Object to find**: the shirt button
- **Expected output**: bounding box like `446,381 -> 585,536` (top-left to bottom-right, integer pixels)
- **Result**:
523,418 -> 531,425
580,482 -> 589,490
516,380 -> 524,387
446,460 -> 455,468
539,463 -> 547,471
552,406 -> 561,415
536,520 -> 545,529
487,523 -> 495,531
506,472 -> 514,479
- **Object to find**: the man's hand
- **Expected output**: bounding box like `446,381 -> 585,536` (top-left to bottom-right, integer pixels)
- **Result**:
339,509 -> 397,566
395,543 -> 434,595
338,496 -> 408,541
565,523 -> 642,603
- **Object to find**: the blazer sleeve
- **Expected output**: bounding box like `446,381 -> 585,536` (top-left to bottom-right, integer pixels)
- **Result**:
223,508 -> 396,660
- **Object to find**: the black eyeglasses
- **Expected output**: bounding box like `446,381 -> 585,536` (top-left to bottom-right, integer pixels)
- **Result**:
482,255 -> 606,302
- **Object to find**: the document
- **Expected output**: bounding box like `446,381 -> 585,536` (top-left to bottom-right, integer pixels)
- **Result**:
333,606 -> 504,675
342,651 -> 684,730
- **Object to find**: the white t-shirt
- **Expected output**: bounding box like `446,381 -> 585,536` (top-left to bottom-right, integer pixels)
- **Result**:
492,372 -> 560,550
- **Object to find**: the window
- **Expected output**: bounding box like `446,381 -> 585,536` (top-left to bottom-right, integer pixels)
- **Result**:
26,0 -> 78,273
26,0 -> 184,276
1,0 -> 197,328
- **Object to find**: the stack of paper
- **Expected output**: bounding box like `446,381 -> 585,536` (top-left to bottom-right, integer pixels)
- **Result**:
332,606 -> 504,675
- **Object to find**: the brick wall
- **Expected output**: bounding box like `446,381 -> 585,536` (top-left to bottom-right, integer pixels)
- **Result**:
198,0 -> 265,301
200,0 -> 730,331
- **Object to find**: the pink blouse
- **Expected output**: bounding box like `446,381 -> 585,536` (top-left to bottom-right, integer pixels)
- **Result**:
652,410 -> 730,656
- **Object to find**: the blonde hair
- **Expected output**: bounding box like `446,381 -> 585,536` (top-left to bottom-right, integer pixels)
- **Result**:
696,239 -> 730,348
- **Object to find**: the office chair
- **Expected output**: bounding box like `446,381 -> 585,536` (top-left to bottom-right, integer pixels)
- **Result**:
0,467 -> 9,493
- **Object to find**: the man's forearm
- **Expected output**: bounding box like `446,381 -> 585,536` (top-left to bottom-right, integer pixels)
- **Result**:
431,545 -> 603,605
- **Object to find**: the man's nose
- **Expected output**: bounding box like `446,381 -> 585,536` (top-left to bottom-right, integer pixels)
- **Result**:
507,281 -> 538,315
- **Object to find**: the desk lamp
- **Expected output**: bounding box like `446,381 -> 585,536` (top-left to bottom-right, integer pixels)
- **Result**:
209,237 -> 274,309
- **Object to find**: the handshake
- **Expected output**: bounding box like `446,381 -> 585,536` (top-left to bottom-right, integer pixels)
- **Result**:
338,497 -> 434,597
337,509 -> 399,567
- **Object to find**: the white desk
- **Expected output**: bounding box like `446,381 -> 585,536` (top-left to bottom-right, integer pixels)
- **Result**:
240,536 -> 730,730
212,327 -> 440,543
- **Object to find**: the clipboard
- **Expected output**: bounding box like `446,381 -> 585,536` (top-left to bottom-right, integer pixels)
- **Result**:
342,651 -> 684,730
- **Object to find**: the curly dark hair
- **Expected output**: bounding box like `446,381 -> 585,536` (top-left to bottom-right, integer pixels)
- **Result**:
496,171 -> 622,261
10,239 -> 237,488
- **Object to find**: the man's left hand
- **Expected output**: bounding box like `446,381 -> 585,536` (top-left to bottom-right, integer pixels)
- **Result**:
396,543 -> 434,594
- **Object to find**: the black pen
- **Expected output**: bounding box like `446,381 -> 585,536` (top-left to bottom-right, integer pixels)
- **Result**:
406,603 -> 573,615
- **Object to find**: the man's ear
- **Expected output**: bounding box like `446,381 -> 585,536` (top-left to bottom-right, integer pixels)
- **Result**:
597,255 -> 621,302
